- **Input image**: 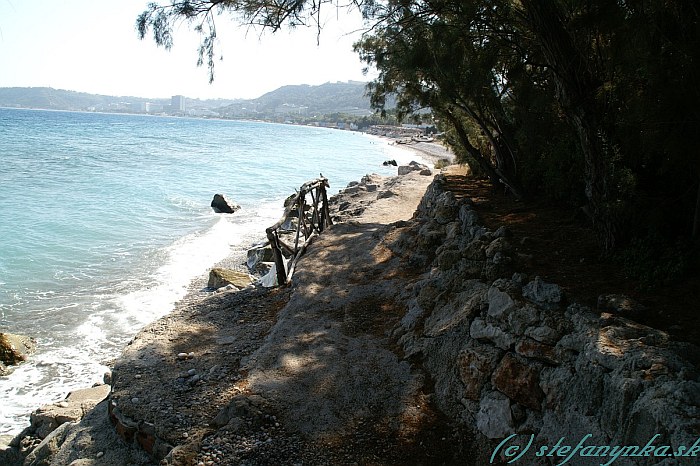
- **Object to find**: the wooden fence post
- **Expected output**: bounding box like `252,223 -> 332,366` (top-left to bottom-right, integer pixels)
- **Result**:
264,176 -> 333,286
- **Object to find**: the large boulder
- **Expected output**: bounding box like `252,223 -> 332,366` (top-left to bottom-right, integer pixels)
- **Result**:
0,333 -> 36,376
398,161 -> 432,176
208,268 -> 253,290
30,385 -> 111,439
210,194 -> 240,214
22,421 -> 75,466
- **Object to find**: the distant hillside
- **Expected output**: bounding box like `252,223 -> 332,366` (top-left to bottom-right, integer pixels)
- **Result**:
0,83 -> 383,119
0,87 -> 240,114
0,87 -> 126,111
219,81 -> 376,118
257,81 -> 369,113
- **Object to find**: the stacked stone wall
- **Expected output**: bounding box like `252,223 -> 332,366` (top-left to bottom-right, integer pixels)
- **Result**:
391,174 -> 699,465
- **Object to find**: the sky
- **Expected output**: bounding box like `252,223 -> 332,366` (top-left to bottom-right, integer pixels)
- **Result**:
0,0 -> 374,100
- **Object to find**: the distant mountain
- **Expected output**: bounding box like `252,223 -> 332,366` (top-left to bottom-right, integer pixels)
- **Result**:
257,81 -> 369,113
219,81 -> 375,118
0,87 -> 241,114
0,82 -> 382,119
0,87 -> 127,111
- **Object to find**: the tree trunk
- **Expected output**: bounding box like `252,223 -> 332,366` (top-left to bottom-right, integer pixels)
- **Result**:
444,109 -> 524,199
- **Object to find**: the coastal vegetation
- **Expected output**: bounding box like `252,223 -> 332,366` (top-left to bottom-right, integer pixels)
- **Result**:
138,0 -> 700,283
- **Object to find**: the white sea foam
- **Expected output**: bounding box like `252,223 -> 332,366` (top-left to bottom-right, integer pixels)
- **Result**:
0,214 -> 275,436
0,339 -> 107,436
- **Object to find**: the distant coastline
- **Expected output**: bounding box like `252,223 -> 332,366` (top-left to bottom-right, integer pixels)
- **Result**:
0,81 -> 384,125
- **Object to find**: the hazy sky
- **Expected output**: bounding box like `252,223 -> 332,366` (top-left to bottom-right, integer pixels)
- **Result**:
0,1 -> 373,99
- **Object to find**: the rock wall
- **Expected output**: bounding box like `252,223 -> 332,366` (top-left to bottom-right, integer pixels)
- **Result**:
389,174 -> 700,465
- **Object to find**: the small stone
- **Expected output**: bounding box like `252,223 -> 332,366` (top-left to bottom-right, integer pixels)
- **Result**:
177,353 -> 188,360
470,318 -> 516,350
135,374 -> 142,379
493,226 -> 512,238
183,432 -> 189,438
522,276 -> 563,310
188,352 -> 195,358
515,338 -> 560,365
491,353 -> 544,410
487,287 -> 516,319
524,325 -> 561,345
476,391 -> 513,439
131,398 -> 139,404
96,452 -> 104,459
187,369 -> 196,376
56,401 -> 69,408
457,345 -> 502,400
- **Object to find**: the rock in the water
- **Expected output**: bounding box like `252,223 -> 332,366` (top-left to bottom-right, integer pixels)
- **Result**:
210,194 -> 240,214
208,268 -> 253,290
0,333 -> 36,375
382,159 -> 397,166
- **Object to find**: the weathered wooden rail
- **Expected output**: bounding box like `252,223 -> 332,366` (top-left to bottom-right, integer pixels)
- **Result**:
266,176 -> 333,285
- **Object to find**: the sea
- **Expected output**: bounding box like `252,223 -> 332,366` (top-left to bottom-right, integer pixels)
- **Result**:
0,107 -> 421,436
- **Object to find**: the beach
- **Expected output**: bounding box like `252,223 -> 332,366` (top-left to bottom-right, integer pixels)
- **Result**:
171,139 -> 454,308
0,140 -> 456,465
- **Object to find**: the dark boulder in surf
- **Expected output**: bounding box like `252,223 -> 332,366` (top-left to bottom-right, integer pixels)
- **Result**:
0,332 -> 36,376
211,194 -> 240,214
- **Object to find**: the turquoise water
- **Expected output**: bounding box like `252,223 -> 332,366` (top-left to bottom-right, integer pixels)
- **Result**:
0,108 -> 420,435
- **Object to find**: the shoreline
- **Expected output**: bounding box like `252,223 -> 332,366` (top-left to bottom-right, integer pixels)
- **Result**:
0,139 -> 451,463
158,138 -> 455,319
364,133 -> 455,166
0,116 -> 453,441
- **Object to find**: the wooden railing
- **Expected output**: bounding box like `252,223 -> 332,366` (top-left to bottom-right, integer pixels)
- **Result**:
265,176 -> 333,285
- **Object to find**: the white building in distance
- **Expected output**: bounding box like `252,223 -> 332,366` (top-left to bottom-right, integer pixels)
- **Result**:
171,95 -> 185,113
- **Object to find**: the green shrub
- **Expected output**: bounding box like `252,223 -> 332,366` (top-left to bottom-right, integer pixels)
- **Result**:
617,235 -> 693,289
